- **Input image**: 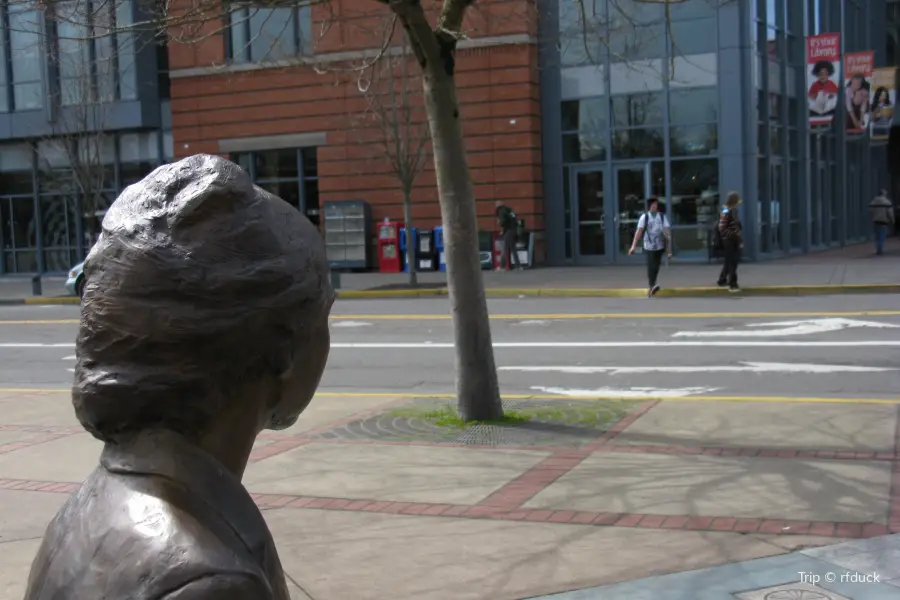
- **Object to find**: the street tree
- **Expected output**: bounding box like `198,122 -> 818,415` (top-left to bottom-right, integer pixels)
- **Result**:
349,40 -> 431,287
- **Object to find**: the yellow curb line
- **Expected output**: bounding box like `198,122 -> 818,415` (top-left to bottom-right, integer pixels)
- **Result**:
22,297 -> 80,305
2,388 -> 896,405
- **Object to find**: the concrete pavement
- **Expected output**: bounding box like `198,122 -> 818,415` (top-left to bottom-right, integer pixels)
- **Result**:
1,296 -> 900,598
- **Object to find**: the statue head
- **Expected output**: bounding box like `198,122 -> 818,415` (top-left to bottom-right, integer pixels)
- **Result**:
73,154 -> 333,444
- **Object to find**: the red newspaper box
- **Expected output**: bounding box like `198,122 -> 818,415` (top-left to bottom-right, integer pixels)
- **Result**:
492,232 -> 508,270
378,219 -> 403,273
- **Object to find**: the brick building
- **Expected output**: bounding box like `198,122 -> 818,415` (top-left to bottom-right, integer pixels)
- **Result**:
167,0 -> 546,260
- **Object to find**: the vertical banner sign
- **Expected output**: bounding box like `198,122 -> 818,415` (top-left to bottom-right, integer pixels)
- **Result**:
844,51 -> 874,136
870,67 -> 896,141
807,33 -> 841,128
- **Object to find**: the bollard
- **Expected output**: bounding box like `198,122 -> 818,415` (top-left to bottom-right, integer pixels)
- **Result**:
330,270 -> 341,291
31,274 -> 42,296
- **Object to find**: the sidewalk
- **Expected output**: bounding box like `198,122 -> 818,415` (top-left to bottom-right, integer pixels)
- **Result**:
337,238 -> 900,299
1,390 -> 899,598
0,239 -> 897,304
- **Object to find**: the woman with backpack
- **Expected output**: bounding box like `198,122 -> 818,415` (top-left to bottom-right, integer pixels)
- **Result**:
716,192 -> 743,292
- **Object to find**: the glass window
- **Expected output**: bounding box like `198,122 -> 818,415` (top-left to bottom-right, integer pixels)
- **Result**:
117,1 -> 137,100
562,132 -> 606,163
229,4 -> 311,63
303,178 -> 319,225
9,2 -> 43,111
669,0 -> 717,21
611,128 -> 664,159
670,125 -> 718,157
249,7 -> 296,62
611,92 -> 663,127
40,196 -> 78,248
668,18 -> 717,55
120,162 -> 156,187
0,26 -> 7,113
258,180 -> 300,207
0,172 -> 33,196
10,196 -> 37,248
608,21 -> 665,61
609,0 -> 664,25
669,88 -> 718,124
561,98 -> 607,131
766,0 -> 783,29
558,0 -> 607,66
254,149 -> 299,179
119,132 -> 159,163
302,147 -> 317,177
670,158 -> 719,227
233,152 -> 253,174
93,1 -> 117,102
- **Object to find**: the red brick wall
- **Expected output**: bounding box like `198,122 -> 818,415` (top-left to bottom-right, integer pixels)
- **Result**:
167,0 -> 543,242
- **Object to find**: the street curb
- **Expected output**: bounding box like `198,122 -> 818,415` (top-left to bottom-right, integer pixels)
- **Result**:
336,284 -> 900,299
1,283 -> 898,305
0,297 -> 80,306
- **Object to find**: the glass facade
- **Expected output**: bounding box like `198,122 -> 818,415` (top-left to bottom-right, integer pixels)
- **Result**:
227,4 -> 313,63
230,148 -> 321,226
555,0 -> 720,262
544,0 -> 888,264
0,132 -> 173,274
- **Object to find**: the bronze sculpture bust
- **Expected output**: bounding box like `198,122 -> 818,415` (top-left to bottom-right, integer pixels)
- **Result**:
24,154 -> 334,599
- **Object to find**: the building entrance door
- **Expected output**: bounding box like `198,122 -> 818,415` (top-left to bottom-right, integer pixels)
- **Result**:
570,166 -> 608,262
613,163 -> 651,262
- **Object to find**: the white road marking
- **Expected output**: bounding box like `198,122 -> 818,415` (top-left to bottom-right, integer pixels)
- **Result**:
501,363 -> 898,374
62,355 -> 75,360
330,321 -> 372,328
512,320 -> 551,326
674,318 -> 900,338
532,386 -> 720,398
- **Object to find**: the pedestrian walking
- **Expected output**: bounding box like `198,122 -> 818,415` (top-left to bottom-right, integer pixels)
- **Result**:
628,196 -> 671,297
868,189 -> 895,255
716,192 -> 743,292
494,200 -> 522,271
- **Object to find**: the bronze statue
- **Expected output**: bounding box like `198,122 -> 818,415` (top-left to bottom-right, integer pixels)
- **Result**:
24,154 -> 334,599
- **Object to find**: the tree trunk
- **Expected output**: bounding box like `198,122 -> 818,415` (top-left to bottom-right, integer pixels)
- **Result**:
421,62 -> 503,422
403,188 -> 418,286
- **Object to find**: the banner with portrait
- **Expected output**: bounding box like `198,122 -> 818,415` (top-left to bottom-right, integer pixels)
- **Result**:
844,51 -> 874,136
870,67 -> 896,141
807,33 -> 841,128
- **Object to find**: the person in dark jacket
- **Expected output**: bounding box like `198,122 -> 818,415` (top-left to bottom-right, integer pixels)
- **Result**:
716,191 -> 743,292
495,200 -> 522,271
24,155 -> 334,600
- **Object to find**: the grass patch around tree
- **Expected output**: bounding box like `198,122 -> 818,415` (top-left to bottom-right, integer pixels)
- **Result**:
385,399 -> 639,431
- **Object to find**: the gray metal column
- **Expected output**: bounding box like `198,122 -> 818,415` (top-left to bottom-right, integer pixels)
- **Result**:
717,0 -> 758,260
537,0 -> 565,264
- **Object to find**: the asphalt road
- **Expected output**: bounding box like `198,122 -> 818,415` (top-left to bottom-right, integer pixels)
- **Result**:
1,295 -> 899,401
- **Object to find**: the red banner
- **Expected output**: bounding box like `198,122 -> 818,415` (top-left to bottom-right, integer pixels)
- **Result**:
807,33 -> 841,128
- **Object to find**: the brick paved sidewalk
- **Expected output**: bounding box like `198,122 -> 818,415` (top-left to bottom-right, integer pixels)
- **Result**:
0,389 -> 897,599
